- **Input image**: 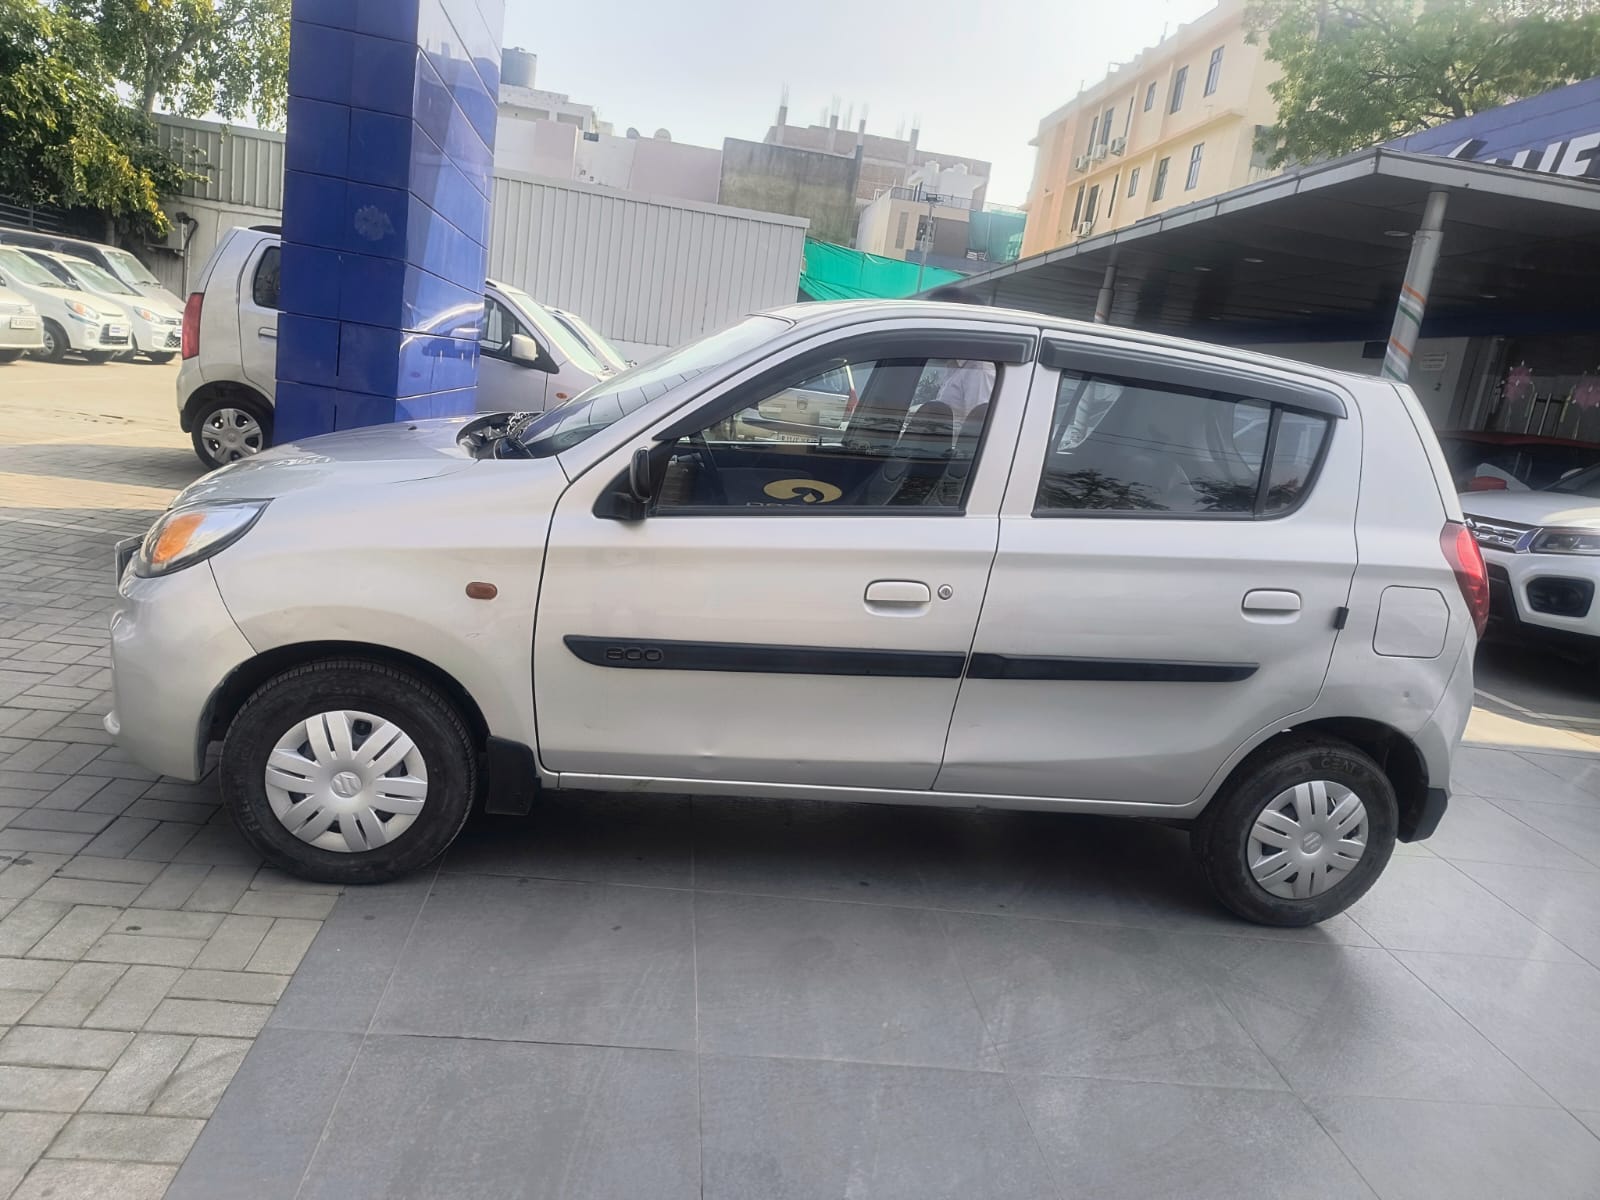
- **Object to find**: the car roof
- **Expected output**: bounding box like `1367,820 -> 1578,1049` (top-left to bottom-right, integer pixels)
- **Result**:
765,299 -> 1386,391
24,249 -> 93,268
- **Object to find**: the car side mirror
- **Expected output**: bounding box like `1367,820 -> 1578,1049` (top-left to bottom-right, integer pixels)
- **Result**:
510,333 -> 558,373
593,446 -> 660,522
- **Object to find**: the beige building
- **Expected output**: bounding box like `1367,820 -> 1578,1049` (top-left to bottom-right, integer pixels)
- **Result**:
1021,0 -> 1280,257
856,162 -> 984,261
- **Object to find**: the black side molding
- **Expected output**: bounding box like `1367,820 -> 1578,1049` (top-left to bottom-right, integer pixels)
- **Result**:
564,636 -> 966,679
482,736 -> 539,816
967,654 -> 1257,683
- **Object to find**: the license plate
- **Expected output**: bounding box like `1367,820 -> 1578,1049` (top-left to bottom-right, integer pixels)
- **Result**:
106,325 -> 128,339
114,536 -> 140,582
9,315 -> 37,330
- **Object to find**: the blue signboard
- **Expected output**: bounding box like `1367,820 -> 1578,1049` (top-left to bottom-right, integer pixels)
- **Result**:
1386,75 -> 1600,179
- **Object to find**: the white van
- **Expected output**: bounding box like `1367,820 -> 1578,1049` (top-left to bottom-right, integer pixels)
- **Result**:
21,250 -> 183,364
0,247 -> 132,363
177,227 -> 613,467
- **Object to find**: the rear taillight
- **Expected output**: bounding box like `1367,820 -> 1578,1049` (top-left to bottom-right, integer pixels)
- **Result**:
1466,476 -> 1508,492
180,292 -> 202,360
1442,521 -> 1490,637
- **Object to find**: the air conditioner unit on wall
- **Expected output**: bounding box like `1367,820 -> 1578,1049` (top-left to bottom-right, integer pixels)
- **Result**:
1109,136 -> 1127,155
1072,155 -> 1090,171
1076,220 -> 1095,237
1092,144 -> 1109,161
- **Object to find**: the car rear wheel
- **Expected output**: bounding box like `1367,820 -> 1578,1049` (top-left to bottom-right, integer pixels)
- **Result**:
39,320 -> 66,362
192,395 -> 271,468
1193,735 -> 1396,926
221,660 -> 479,884
145,352 -> 176,365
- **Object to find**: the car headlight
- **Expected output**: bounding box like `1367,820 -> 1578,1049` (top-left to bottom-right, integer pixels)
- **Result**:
1530,527 -> 1600,555
134,501 -> 269,577
133,307 -> 157,322
65,299 -> 100,321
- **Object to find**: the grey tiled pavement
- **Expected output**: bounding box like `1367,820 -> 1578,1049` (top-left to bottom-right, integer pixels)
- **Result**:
7,363 -> 1600,1197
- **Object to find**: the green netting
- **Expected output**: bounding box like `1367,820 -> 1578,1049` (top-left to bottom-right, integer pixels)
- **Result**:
797,238 -> 963,302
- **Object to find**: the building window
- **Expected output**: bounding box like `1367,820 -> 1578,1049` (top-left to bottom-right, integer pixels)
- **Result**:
1127,167 -> 1140,197
1170,66 -> 1188,112
1186,142 -> 1204,190
1107,173 -> 1119,218
1101,106 -> 1115,145
1071,184 -> 1085,229
895,211 -> 909,249
1087,115 -> 1100,150
1204,46 -> 1224,96
1144,81 -> 1157,111
1152,156 -> 1170,201
1084,184 -> 1101,227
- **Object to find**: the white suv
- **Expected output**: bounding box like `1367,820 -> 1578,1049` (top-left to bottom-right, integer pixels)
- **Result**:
110,302 -> 1481,926
176,226 -> 613,468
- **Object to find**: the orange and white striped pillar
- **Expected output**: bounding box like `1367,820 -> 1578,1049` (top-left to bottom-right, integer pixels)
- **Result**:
1383,190 -> 1450,383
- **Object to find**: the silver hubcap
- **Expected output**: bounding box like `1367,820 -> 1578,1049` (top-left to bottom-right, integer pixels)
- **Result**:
42,328 -> 57,354
201,408 -> 264,463
1248,780 -> 1368,900
264,710 -> 428,854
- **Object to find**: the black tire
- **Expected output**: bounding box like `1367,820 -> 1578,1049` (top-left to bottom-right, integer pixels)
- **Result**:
145,351 -> 176,365
39,320 -> 67,362
0,349 -> 21,364
220,659 -> 479,884
190,392 -> 272,468
1193,735 -> 1397,926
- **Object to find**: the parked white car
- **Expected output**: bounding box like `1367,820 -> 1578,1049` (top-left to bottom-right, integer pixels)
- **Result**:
110,301 -> 1480,926
177,226 -> 614,467
0,228 -> 184,310
542,301 -> 631,372
0,247 -> 131,363
0,284 -> 44,363
1464,467 -> 1600,658
20,250 -> 182,364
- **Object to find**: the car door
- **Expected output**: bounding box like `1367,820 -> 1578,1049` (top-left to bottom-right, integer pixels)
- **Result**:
238,241 -> 280,399
533,321 -> 1037,790
477,294 -> 550,412
936,337 -> 1359,805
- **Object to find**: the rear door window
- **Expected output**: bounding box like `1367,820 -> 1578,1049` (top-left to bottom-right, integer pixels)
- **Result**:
251,246 -> 281,309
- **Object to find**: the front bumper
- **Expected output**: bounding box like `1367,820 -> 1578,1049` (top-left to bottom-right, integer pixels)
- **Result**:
0,313 -> 44,351
107,553 -> 255,781
1481,545 -> 1600,647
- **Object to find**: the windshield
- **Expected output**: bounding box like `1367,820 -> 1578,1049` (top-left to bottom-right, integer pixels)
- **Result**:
61,259 -> 138,297
494,282 -> 607,376
0,248 -> 66,288
546,306 -> 627,372
103,247 -> 161,287
1547,462 -> 1600,498
517,315 -> 790,456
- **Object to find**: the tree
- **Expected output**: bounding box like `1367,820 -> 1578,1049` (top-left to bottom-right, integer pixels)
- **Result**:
63,0 -> 291,127
0,0 -> 194,237
1245,0 -> 1600,167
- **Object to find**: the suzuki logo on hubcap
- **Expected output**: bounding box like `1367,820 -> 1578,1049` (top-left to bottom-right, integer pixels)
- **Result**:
330,771 -> 363,800
1301,831 -> 1325,855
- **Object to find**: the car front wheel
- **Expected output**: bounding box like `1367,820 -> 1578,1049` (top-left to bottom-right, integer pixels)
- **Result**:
221,660 -> 479,884
1193,735 -> 1396,926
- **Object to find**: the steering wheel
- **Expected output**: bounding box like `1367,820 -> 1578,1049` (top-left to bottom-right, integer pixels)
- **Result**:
681,432 -> 728,505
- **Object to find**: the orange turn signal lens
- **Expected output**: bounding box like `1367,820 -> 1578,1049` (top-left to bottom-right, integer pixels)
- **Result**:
148,511 -> 206,568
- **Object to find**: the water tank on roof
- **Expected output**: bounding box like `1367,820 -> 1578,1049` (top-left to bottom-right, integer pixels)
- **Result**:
626,127 -> 640,139
502,47 -> 537,89
654,128 -> 672,140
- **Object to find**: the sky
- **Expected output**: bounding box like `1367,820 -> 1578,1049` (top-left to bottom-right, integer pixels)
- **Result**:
501,0 -> 1217,208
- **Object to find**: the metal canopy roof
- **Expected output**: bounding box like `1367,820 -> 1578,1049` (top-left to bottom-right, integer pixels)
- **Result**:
949,150 -> 1600,342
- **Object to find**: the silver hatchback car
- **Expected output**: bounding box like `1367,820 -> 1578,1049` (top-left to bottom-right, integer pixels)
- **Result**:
108,301 -> 1483,926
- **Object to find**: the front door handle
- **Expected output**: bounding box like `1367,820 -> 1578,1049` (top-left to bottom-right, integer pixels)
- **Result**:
865,580 -> 932,606
259,326 -> 277,340
1242,589 -> 1302,614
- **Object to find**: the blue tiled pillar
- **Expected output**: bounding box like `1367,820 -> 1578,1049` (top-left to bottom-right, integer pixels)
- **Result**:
275,0 -> 505,440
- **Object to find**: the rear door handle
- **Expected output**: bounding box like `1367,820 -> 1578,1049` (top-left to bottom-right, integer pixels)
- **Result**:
259,327 -> 277,340
1242,589 -> 1302,614
865,580 -> 931,606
